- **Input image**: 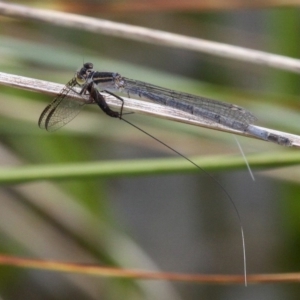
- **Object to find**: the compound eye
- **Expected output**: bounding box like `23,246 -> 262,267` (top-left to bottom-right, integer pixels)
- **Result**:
83,62 -> 93,69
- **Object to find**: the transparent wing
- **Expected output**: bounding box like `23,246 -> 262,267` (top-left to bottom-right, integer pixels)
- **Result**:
38,78 -> 87,132
122,77 -> 256,129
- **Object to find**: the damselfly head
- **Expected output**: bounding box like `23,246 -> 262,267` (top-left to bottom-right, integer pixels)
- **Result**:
76,62 -> 94,85
83,62 -> 93,70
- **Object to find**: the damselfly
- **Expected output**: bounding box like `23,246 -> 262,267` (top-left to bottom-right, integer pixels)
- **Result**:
39,62 -> 255,131
38,63 -> 292,147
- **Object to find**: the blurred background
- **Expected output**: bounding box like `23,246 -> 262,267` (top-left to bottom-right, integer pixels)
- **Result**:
0,1 -> 300,299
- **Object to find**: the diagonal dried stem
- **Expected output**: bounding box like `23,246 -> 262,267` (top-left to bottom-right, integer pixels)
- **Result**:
0,2 -> 300,74
1,71 -> 300,147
